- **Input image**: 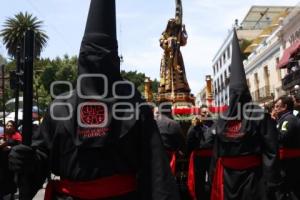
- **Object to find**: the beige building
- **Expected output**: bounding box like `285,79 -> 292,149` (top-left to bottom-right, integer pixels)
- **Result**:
243,6 -> 294,105
277,4 -> 300,94
212,6 -> 292,106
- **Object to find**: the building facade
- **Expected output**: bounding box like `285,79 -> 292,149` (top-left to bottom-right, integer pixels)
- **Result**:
212,6 -> 293,106
277,5 -> 300,94
244,29 -> 285,105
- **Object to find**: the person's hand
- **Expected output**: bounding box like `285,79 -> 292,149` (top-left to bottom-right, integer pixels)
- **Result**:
8,144 -> 36,172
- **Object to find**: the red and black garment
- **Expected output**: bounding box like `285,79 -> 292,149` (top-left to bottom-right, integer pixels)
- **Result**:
279,148 -> 300,160
210,155 -> 262,200
187,149 -> 213,200
166,151 -> 177,175
44,174 -> 137,200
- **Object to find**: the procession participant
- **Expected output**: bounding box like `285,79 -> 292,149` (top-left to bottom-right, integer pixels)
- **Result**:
154,105 -> 185,175
200,105 -> 214,128
187,116 -> 214,200
274,96 -> 300,200
8,1 -> 180,200
210,29 -> 281,200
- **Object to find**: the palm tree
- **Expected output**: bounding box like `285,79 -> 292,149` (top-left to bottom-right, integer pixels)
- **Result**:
0,12 -> 48,58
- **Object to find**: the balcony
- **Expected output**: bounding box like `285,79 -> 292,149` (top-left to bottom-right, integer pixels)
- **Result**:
282,69 -> 300,90
251,85 -> 273,102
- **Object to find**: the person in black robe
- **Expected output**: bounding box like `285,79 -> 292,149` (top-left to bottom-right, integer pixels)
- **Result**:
154,105 -> 185,162
209,29 -> 281,200
7,1 -> 180,200
187,117 -> 214,200
274,96 -> 300,200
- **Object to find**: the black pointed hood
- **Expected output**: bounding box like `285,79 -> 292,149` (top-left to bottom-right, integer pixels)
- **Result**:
73,0 -> 144,150
225,29 -> 252,119
78,0 -> 121,98
216,29 -> 256,141
229,29 -> 251,102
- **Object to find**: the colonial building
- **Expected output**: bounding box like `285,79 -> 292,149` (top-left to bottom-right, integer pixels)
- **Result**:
212,6 -> 293,106
244,7 -> 293,105
277,4 -> 300,94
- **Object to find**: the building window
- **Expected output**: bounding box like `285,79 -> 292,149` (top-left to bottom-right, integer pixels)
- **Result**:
264,66 -> 270,86
246,78 -> 250,90
254,73 -> 259,90
227,46 -> 231,60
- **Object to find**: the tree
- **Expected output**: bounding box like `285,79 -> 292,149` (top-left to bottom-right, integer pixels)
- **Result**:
0,54 -> 6,65
120,70 -> 159,95
0,12 -> 48,58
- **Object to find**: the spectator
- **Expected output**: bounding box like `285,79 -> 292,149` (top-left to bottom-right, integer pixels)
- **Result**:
0,120 -> 22,200
274,96 -> 300,199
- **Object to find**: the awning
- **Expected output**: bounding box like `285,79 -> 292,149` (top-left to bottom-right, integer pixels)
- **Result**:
277,40 -> 300,69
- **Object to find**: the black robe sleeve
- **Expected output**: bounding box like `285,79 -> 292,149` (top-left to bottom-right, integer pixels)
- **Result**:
138,107 -> 180,200
186,126 -> 199,155
19,111 -> 52,199
260,114 -> 282,191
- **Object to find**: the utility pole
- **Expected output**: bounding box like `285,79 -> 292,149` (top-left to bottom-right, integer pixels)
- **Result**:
1,64 -> 5,127
14,46 -> 21,125
22,30 -> 34,146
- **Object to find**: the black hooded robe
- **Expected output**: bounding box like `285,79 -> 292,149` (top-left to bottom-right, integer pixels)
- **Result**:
21,91 -> 180,200
12,0 -> 180,199
209,29 -> 281,200
186,124 -> 214,200
210,112 -> 281,200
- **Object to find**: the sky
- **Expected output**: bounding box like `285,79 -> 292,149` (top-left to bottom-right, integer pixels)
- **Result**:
0,0 -> 299,95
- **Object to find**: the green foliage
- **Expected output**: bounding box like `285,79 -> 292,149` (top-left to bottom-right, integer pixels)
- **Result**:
0,54 -> 6,65
1,56 -> 159,113
120,70 -> 159,94
121,70 -> 146,93
0,12 -> 48,58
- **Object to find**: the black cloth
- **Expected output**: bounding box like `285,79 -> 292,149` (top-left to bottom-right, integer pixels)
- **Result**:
9,91 -> 180,200
210,29 -> 281,200
186,124 -> 214,155
187,124 -> 214,200
210,113 -> 281,200
155,114 -> 184,152
9,0 -> 180,199
0,134 -> 21,198
276,111 -> 300,200
0,150 -> 17,197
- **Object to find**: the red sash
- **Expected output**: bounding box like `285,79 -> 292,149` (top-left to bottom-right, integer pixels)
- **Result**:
211,155 -> 261,200
44,174 -> 136,200
279,148 -> 300,160
167,151 -> 177,175
187,149 -> 213,200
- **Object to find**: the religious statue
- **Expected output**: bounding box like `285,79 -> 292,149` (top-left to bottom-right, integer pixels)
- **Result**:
158,0 -> 192,104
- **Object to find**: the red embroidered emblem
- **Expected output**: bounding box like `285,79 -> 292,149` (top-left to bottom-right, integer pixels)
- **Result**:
224,120 -> 244,138
80,104 -> 106,126
78,102 -> 109,138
